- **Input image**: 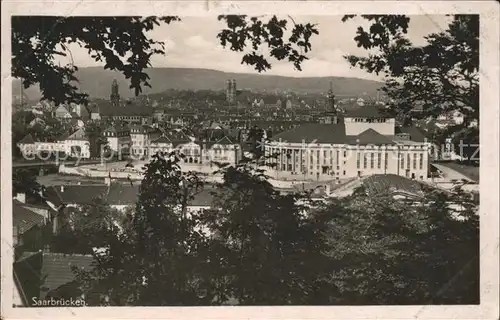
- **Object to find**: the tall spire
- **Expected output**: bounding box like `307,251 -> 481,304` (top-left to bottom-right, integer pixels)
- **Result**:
110,79 -> 120,106
327,81 -> 335,112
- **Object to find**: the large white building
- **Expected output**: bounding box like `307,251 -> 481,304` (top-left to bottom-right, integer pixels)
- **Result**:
16,128 -> 91,159
264,107 -> 431,182
62,128 -> 90,158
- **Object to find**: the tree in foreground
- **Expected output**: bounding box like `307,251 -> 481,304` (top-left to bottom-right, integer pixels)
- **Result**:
321,185 -> 479,304
74,152 -> 211,305
343,15 -> 479,160
200,164 -> 333,305
74,155 -> 333,305
69,154 -> 479,305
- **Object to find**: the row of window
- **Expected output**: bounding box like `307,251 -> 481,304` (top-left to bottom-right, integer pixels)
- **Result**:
355,152 -> 425,170
352,118 -> 388,123
279,164 -> 348,175
400,153 -> 425,170
103,131 -> 130,137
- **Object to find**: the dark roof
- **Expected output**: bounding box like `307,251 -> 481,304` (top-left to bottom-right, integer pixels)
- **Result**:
152,135 -> 173,144
362,174 -> 424,197
13,201 -> 45,234
104,123 -> 130,134
18,134 -> 35,145
45,185 -> 109,206
106,184 -> 139,205
14,251 -> 43,306
40,253 -> 94,299
213,136 -> 236,145
347,128 -> 396,145
130,124 -> 157,134
271,123 -> 347,144
168,130 -> 192,146
14,252 -> 95,302
395,126 -> 428,142
345,106 -> 391,118
436,162 -> 479,182
93,100 -> 153,117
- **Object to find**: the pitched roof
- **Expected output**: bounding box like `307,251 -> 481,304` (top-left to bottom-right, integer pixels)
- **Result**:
151,135 -> 173,144
13,200 -> 45,234
55,105 -> 70,113
213,136 -> 235,146
130,124 -> 157,134
14,251 -> 43,306
61,128 -> 87,141
168,130 -> 192,146
18,134 -> 35,145
395,126 -> 428,143
106,184 -> 139,205
271,123 -> 347,144
347,128 -> 397,145
40,253 -> 94,299
45,185 -> 109,206
103,122 -> 130,134
361,174 -> 425,198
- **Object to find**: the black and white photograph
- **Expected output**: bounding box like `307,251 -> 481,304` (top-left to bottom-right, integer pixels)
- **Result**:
1,1 -> 499,319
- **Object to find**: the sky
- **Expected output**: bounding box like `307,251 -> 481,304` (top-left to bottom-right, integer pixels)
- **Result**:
59,15 -> 452,81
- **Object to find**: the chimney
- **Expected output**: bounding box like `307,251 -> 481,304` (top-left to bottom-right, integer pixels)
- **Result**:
60,186 -> 64,193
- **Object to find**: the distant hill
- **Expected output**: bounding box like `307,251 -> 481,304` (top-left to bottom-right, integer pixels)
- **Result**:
13,67 -> 382,101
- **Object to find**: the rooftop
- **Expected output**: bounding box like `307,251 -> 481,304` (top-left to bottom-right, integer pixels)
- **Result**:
270,123 -> 425,146
14,252 -> 95,301
13,200 -> 46,234
41,253 -> 94,299
18,134 -> 35,145
92,100 -> 153,117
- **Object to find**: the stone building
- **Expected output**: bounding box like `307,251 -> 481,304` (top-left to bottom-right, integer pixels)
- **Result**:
264,106 -> 431,182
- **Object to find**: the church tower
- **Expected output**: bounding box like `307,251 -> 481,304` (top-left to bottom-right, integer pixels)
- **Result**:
320,81 -> 338,124
226,79 -> 237,104
110,79 -> 120,106
327,81 -> 336,112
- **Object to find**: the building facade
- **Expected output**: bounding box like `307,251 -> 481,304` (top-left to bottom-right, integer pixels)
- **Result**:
103,124 -> 131,153
63,128 -> 90,159
264,107 -> 431,182
129,125 -> 161,157
148,134 -> 242,166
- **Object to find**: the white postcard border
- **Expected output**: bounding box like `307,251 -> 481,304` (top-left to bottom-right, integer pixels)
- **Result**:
1,1 -> 498,319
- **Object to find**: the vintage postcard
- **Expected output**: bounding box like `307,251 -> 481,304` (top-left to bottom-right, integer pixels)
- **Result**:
1,1 -> 499,319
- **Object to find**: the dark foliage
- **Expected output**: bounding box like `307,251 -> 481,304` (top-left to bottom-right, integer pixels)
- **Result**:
12,16 -> 180,104
217,15 -> 319,72
343,15 -> 479,160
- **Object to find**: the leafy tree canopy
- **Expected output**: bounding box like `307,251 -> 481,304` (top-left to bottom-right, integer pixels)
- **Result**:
66,154 -> 479,306
343,15 -> 478,126
343,15 -> 479,161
